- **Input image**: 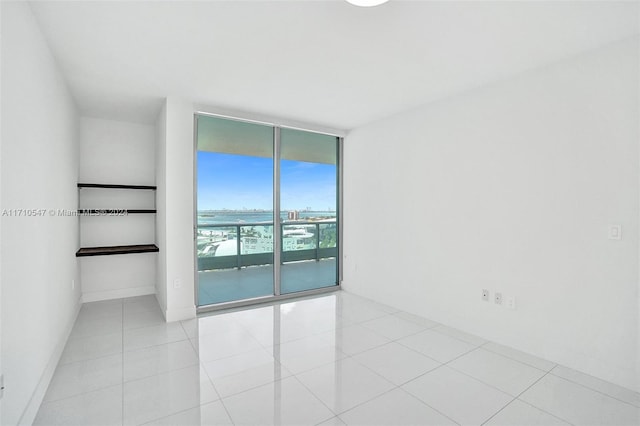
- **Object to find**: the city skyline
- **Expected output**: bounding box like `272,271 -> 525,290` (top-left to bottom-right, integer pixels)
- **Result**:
197,151 -> 337,211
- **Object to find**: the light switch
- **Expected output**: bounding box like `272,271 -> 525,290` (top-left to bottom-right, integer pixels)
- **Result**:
608,225 -> 622,240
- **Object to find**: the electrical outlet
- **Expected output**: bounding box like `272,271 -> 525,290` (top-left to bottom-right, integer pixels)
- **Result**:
495,292 -> 502,305
173,278 -> 182,289
482,289 -> 489,302
506,296 -> 516,310
608,225 -> 622,240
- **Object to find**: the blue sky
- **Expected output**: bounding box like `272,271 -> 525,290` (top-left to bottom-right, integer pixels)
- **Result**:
197,152 -> 336,211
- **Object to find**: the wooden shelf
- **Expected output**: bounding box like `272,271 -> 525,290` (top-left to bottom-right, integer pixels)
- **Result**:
76,244 -> 159,257
78,183 -> 157,190
76,183 -> 158,257
77,209 -> 157,214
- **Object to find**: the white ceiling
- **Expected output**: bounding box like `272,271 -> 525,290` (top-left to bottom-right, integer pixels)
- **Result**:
29,0 -> 639,130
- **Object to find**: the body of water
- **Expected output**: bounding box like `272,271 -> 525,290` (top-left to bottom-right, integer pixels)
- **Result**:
198,211 -> 336,225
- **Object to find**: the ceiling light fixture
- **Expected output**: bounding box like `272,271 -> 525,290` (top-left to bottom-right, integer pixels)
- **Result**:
345,0 -> 390,7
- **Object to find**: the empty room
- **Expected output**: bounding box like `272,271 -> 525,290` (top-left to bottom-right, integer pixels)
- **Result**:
1,0 -> 639,425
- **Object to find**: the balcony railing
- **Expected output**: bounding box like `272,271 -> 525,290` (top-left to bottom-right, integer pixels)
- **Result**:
197,221 -> 337,272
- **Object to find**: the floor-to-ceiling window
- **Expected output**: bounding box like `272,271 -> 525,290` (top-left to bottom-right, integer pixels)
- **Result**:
280,128 -> 338,294
195,114 -> 341,307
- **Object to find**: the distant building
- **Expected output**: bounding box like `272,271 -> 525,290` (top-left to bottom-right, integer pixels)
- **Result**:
287,210 -> 300,220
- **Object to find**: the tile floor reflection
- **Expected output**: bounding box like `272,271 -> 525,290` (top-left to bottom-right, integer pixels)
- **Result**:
197,259 -> 337,305
35,292 -> 640,425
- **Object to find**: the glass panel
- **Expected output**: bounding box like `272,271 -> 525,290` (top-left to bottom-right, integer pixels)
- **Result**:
196,115 -> 274,305
279,128 -> 338,294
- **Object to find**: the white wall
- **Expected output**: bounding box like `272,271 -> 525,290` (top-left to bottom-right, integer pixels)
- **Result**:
155,98 -> 196,321
155,103 -> 168,314
1,2 -> 80,424
78,117 -> 157,302
79,117 -> 155,185
0,1 -> 4,421
344,37 -> 639,391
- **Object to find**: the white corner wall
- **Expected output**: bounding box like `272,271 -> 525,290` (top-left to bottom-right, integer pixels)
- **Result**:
1,2 -> 80,424
344,37 -> 639,392
155,102 -> 168,315
78,117 -> 157,302
155,98 -> 196,321
0,2 -> 4,421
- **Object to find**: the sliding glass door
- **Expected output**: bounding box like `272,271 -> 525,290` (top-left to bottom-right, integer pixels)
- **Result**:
280,128 -> 338,294
195,114 -> 340,307
196,116 -> 274,305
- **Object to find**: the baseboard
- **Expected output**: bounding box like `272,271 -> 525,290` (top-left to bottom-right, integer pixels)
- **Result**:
81,285 -> 155,303
18,296 -> 82,425
154,292 -> 167,318
342,288 -> 640,393
564,356 -> 640,394
164,305 -> 197,322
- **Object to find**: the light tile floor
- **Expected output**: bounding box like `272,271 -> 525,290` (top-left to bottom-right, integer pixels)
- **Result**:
35,291 -> 640,426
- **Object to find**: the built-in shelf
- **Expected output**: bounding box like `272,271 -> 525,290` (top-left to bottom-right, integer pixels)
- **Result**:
77,209 -> 157,214
77,182 -> 158,257
76,244 -> 159,257
78,183 -> 157,190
